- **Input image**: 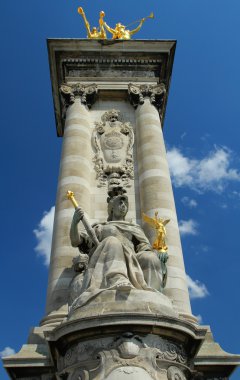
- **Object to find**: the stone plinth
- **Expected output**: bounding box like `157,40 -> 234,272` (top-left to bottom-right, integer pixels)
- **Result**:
45,312 -> 207,380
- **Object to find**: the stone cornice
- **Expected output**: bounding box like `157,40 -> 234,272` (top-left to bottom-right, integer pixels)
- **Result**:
47,39 -> 176,136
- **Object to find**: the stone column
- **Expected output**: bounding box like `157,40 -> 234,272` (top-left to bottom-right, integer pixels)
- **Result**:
129,83 -> 194,321
42,83 -> 97,326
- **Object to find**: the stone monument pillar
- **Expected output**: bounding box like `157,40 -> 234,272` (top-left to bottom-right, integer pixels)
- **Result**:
128,89 -> 191,318
3,39 -> 240,380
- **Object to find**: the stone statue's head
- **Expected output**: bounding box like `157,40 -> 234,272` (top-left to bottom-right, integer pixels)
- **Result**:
107,194 -> 129,221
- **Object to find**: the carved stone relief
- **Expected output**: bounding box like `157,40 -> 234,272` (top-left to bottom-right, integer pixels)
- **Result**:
69,254 -> 89,305
57,333 -> 190,380
92,109 -> 134,188
62,56 -> 162,80
167,366 -> 187,380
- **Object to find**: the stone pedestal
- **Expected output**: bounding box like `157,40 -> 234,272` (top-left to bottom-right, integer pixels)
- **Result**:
45,311 -> 207,380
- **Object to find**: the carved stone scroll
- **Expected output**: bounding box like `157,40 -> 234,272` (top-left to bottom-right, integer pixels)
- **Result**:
60,83 -> 98,118
128,83 -> 166,112
92,109 -> 134,188
167,366 -> 187,380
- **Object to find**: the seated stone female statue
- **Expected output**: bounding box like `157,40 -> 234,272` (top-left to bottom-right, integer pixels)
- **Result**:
70,193 -> 162,308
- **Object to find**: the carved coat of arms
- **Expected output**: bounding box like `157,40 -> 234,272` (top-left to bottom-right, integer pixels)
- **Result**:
92,110 -> 134,187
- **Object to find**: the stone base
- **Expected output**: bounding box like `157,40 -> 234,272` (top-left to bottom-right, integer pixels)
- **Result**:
68,288 -> 177,321
44,311 -> 207,380
3,293 -> 240,380
3,317 -> 240,379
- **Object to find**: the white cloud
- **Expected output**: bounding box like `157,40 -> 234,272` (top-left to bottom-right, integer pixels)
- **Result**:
179,219 -> 198,236
232,191 -> 240,198
201,245 -> 210,253
0,347 -> 15,357
167,146 -> 240,193
186,275 -> 209,299
33,206 -> 55,266
220,203 -> 228,209
196,314 -> 203,324
181,196 -> 198,208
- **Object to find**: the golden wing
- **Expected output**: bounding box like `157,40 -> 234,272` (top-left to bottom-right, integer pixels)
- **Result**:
142,213 -> 157,228
162,219 -> 170,226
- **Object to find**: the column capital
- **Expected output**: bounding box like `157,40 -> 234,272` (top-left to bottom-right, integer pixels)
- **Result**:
128,83 -> 166,112
59,83 -> 98,117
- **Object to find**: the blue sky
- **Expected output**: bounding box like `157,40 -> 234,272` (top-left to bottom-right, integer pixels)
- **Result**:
1,0 -> 240,378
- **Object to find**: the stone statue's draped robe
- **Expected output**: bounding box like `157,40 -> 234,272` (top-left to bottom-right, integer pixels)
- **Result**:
71,221 -> 162,310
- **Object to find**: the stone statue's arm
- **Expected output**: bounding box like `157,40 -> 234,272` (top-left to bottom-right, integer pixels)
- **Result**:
70,207 -> 84,247
103,21 -> 115,34
129,19 -> 145,36
131,231 -> 152,253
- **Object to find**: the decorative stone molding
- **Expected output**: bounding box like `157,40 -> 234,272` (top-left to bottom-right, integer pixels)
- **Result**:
63,57 -> 162,65
57,333 -> 190,380
59,83 -> 98,117
92,109 -> 134,188
63,57 -> 162,80
167,366 -> 187,380
128,82 -> 166,112
147,335 -> 187,364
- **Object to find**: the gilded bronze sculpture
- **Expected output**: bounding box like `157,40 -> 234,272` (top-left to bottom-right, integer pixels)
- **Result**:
101,19 -> 145,40
78,7 -> 154,40
143,211 -> 170,252
143,211 -> 170,289
101,12 -> 154,40
78,7 -> 106,39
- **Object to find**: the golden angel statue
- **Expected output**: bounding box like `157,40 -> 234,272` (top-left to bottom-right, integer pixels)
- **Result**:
78,7 -> 106,39
143,211 -> 170,252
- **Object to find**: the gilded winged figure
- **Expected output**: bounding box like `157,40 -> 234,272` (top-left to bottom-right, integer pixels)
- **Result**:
143,211 -> 170,252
